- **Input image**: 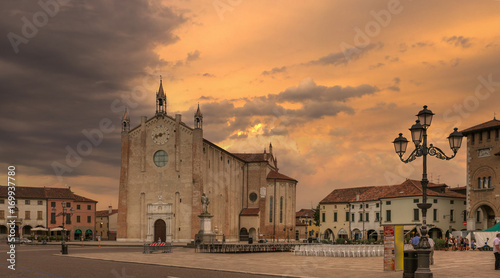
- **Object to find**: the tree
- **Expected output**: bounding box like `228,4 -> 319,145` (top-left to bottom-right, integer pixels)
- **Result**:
313,203 -> 321,226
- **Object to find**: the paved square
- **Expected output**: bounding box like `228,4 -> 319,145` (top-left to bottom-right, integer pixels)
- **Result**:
66,247 -> 499,278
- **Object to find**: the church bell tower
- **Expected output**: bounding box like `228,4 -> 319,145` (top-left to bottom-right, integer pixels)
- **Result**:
156,77 -> 166,116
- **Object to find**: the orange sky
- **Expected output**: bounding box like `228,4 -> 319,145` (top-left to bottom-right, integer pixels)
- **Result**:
3,0 -> 500,211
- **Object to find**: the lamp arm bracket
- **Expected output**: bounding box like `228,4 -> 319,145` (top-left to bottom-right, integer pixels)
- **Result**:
399,147 -> 421,163
428,144 -> 456,160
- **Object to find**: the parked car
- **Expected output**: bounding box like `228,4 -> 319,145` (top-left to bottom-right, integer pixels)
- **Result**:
21,237 -> 32,244
6,237 -> 22,244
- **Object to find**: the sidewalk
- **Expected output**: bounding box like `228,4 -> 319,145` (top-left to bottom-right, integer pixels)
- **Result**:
65,248 -> 499,278
41,241 -> 188,247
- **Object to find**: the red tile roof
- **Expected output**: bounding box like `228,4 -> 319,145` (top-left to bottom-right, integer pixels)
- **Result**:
319,186 -> 376,204
96,209 -> 118,217
233,153 -> 267,162
296,209 -> 314,218
0,186 -> 98,203
44,187 -> 75,199
320,179 -> 465,204
460,118 -> 500,135
240,208 -> 260,216
267,170 -> 297,182
74,194 -> 97,203
0,185 -> 45,199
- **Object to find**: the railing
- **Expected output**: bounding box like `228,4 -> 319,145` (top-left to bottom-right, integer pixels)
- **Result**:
143,242 -> 172,254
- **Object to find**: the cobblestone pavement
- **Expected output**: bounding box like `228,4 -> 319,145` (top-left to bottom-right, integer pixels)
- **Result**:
64,247 -> 499,278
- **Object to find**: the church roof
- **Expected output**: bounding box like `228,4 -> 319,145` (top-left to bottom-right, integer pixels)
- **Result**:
157,78 -> 165,98
195,104 -> 202,117
460,118 -> 500,135
267,170 -> 297,182
240,208 -> 260,216
233,153 -> 267,162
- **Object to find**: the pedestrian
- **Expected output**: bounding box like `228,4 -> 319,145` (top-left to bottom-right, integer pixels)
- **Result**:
494,233 -> 500,270
411,234 -> 420,248
158,237 -> 161,243
427,235 -> 435,265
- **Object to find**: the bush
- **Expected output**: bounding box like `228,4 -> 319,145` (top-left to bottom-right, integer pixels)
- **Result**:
434,238 -> 446,249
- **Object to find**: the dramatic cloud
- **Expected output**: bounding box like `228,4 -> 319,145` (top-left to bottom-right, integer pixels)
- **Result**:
0,1 -> 186,179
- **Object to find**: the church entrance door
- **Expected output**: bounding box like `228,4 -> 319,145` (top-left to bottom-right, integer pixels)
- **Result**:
154,219 -> 166,242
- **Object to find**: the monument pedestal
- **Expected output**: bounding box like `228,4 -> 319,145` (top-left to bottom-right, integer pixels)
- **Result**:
195,213 -> 216,244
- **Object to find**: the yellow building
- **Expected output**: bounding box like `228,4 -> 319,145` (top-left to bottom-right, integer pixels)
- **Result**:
295,209 -> 319,240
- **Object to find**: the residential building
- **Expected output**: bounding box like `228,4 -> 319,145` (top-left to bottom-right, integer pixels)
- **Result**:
0,186 -> 46,239
379,180 -> 466,238
0,186 -> 97,241
96,206 -> 118,240
460,118 -> 500,230
295,208 -> 319,240
318,179 -> 466,240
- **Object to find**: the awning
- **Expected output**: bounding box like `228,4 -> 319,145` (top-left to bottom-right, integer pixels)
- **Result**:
338,229 -> 348,235
31,227 -> 48,231
50,227 -> 67,232
74,229 -> 82,234
85,229 -> 93,235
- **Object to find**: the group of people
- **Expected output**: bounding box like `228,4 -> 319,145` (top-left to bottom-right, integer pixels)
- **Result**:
444,235 -> 472,251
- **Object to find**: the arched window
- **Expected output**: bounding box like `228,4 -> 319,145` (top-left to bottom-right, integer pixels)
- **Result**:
269,196 -> 273,223
488,176 -> 492,188
478,177 -> 481,189
280,197 -> 283,223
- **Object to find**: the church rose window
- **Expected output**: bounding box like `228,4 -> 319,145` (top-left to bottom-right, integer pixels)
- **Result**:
154,150 -> 169,167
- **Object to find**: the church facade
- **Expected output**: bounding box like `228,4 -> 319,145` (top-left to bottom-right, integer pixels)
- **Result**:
117,80 -> 298,243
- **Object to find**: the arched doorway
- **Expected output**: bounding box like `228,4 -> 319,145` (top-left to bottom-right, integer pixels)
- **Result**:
428,228 -> 442,239
85,229 -> 93,240
23,225 -> 32,236
338,228 -> 348,239
352,229 -> 362,240
324,229 -> 334,241
74,229 -> 82,240
154,219 -> 166,242
0,225 -> 7,235
239,228 -> 249,241
475,205 -> 496,230
367,229 -> 378,241
249,228 -> 257,241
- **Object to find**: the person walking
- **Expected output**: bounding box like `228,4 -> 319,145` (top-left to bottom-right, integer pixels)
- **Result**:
411,234 -> 421,248
494,233 -> 500,270
427,235 -> 435,265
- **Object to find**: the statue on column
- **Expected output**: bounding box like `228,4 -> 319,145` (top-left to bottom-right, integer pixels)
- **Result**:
201,193 -> 210,214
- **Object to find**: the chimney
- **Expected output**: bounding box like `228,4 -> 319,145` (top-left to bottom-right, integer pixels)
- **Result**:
108,205 -> 112,214
356,194 -> 360,201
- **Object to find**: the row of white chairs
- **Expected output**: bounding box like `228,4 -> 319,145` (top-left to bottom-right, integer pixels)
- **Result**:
294,244 -> 384,257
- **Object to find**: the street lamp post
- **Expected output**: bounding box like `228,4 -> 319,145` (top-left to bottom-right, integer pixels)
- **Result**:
52,201 -> 74,254
393,105 -> 463,278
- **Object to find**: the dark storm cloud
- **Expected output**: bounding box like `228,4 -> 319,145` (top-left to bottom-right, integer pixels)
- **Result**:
305,43 -> 382,66
261,66 -> 287,76
184,78 -> 379,142
443,36 -> 472,48
0,0 -> 186,178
